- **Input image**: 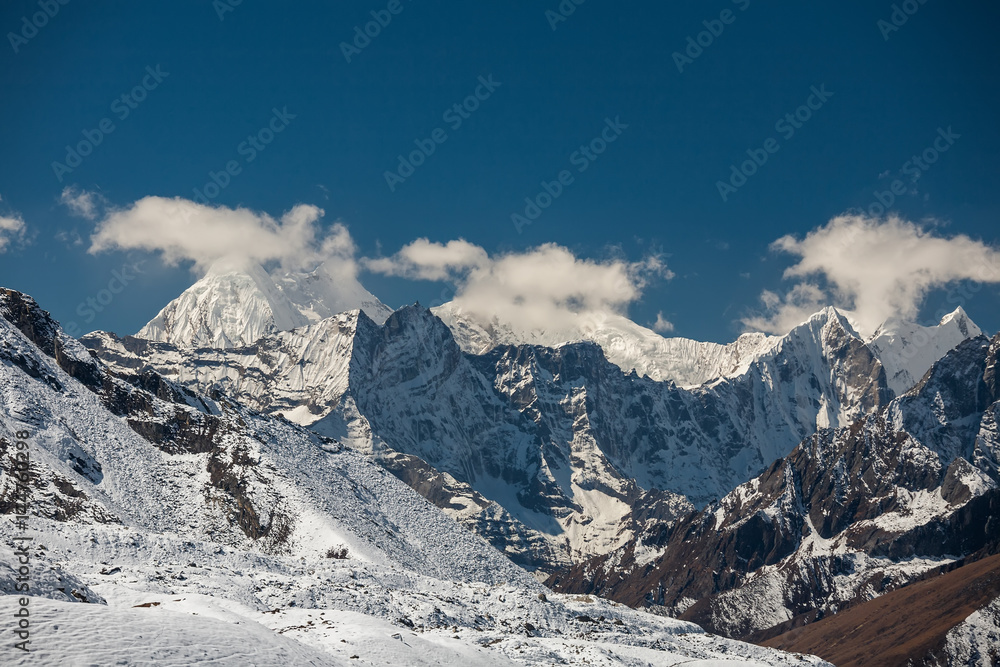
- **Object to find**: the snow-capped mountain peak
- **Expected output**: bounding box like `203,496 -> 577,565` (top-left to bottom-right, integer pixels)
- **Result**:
137,260 -> 391,348
867,306 -> 983,395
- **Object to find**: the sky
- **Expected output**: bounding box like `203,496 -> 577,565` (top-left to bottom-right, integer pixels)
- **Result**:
1,0 -> 998,343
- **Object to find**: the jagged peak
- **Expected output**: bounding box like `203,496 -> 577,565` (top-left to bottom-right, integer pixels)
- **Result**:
382,303 -> 455,342
776,306 -> 862,348
1,287 -> 64,356
870,306 -> 982,341
938,305 -> 981,338
807,305 -> 857,333
942,304 -> 969,323
866,307 -> 985,396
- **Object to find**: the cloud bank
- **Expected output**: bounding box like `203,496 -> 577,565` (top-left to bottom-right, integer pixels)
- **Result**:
89,196 -> 352,274
88,198 -> 671,336
368,239 -> 672,334
744,214 -> 1000,335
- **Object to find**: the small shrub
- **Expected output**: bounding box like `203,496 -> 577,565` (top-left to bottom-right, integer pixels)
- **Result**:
325,546 -> 349,559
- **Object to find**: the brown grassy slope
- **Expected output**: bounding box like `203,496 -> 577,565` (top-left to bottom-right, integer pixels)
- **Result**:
761,553 -> 1000,667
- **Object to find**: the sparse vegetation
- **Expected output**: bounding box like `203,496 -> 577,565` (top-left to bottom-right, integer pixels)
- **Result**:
325,546 -> 349,559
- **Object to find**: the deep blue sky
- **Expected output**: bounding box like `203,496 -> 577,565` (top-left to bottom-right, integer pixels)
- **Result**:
1,0 -> 998,342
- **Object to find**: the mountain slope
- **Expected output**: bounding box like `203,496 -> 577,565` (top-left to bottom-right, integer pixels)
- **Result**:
0,287 -> 526,582
547,334 -> 1000,641
761,553 -> 1000,667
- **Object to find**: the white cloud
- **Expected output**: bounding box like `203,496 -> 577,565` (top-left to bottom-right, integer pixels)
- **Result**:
744,214 -> 1000,335
742,283 -> 829,335
368,239 -> 672,334
89,196 -> 350,274
60,186 -> 103,220
55,229 -> 84,247
0,209 -> 26,253
364,239 -> 488,281
652,312 -> 675,333
88,197 -> 677,333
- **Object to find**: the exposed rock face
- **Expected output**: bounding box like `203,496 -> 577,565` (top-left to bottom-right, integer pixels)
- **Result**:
547,334 -> 1000,640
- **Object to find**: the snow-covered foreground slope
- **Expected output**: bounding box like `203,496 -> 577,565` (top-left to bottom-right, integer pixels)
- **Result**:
137,261 -> 392,347
0,595 -> 341,666
0,521 -> 829,666
0,288 -> 826,666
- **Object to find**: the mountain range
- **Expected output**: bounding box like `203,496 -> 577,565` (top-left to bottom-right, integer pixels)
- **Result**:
82,263 -> 981,571
0,286 -> 824,665
3,258 -> 997,665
